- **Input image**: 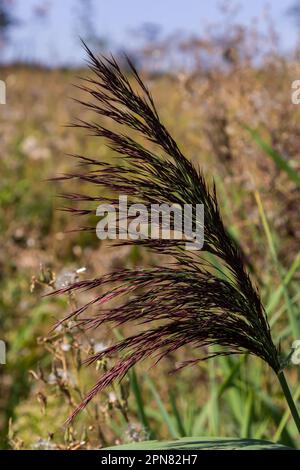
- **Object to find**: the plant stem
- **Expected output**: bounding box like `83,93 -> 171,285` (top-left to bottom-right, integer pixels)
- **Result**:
277,370 -> 300,435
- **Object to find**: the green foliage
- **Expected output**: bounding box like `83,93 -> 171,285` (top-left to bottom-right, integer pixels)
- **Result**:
105,436 -> 292,450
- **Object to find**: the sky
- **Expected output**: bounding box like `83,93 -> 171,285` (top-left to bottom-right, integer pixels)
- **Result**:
3,0 -> 300,66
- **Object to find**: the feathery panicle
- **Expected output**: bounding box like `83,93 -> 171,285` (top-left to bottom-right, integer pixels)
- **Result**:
53,43 -> 280,423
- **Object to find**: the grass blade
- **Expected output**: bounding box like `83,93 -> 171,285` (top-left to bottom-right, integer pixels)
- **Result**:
245,126 -> 300,188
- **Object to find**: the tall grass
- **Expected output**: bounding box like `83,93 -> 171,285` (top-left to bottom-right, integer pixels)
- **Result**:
51,47 -> 300,447
1,41 -> 300,449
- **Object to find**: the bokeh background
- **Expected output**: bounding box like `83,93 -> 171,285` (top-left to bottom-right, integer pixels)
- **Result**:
1,0 -> 300,449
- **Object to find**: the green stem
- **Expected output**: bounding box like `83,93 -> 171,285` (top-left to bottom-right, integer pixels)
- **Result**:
277,371 -> 300,435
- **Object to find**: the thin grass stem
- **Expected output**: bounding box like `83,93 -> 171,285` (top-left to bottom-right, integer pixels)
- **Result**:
277,371 -> 300,436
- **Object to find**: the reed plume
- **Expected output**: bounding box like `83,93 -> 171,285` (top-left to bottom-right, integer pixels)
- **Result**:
52,43 -> 300,432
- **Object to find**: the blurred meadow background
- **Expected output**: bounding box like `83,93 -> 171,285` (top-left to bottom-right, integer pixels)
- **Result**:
1,0 -> 300,449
